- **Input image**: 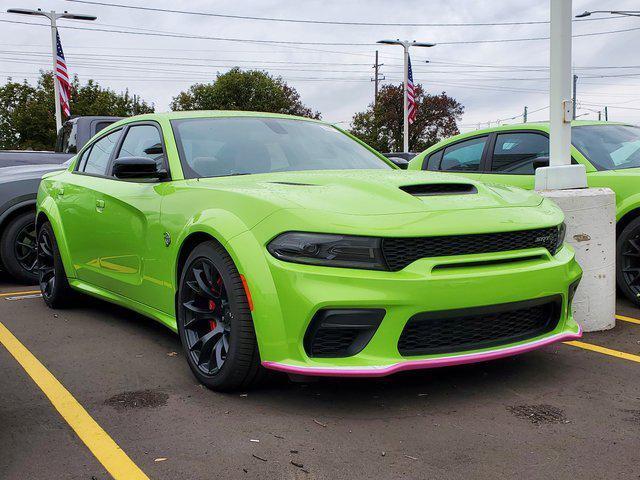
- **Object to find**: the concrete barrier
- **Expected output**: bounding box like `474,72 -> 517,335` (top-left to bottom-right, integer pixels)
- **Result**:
540,188 -> 616,332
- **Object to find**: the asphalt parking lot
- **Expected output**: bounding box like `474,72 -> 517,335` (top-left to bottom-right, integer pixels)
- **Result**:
1,273 -> 639,480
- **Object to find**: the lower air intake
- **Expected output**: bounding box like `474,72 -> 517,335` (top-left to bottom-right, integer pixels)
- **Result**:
398,296 -> 561,356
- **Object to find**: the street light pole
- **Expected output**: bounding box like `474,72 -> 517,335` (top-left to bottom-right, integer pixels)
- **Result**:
7,8 -> 97,131
377,39 -> 435,153
534,0 -> 587,189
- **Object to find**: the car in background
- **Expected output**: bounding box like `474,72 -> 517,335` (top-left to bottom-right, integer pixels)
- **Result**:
0,116 -> 121,167
383,152 -> 417,169
408,121 -> 640,305
0,116 -> 120,283
36,111 -> 581,391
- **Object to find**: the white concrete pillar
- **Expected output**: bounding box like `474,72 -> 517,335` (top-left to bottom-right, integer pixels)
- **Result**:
540,188 -> 616,331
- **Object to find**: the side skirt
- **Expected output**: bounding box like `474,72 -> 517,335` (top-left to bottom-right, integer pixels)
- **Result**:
68,279 -> 178,333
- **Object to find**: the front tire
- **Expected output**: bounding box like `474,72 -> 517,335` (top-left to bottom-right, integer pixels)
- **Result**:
37,221 -> 73,308
0,211 -> 39,284
177,241 -> 265,391
617,217 -> 640,307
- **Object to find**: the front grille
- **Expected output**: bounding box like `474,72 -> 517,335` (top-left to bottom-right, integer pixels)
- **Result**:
398,296 -> 561,356
382,226 -> 559,271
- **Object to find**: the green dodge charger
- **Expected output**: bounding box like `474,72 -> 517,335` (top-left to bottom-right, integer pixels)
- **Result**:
37,111 -> 582,390
408,121 -> 640,306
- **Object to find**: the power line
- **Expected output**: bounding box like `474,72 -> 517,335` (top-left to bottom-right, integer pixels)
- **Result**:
1,17 -> 639,49
63,0 -> 628,27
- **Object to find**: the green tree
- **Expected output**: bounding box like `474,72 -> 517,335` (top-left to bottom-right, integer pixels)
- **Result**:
0,71 -> 154,150
350,84 -> 464,152
171,67 -> 320,119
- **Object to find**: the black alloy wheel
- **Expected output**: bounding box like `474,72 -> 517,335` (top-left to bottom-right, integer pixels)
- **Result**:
177,241 -> 267,391
37,225 -> 56,299
181,258 -> 232,375
15,221 -> 38,276
0,211 -> 39,284
617,217 -> 640,306
36,222 -> 73,308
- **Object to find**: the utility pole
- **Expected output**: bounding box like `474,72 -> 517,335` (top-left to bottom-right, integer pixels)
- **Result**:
598,110 -> 602,121
377,39 -> 436,153
572,74 -> 578,120
371,50 -> 384,108
523,106 -> 528,123
7,8 -> 96,131
604,106 -> 608,121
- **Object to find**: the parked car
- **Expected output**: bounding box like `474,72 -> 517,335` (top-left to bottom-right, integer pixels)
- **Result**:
0,116 -> 120,283
0,116 -> 121,167
383,152 -> 417,169
37,111 -> 581,391
408,121 -> 640,305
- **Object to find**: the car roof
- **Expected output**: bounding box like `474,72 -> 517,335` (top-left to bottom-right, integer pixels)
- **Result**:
107,110 -> 326,129
420,120 -> 635,155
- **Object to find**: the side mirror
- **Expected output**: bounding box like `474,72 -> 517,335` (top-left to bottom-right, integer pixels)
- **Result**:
533,156 -> 550,170
388,157 -> 409,170
112,157 -> 168,180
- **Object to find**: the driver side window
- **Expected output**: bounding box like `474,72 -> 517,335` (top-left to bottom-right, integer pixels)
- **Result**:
440,136 -> 487,172
115,124 -> 165,175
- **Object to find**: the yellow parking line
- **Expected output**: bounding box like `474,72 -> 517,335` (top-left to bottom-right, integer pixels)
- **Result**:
0,322 -> 149,480
616,314 -> 640,325
565,340 -> 640,364
0,290 -> 40,297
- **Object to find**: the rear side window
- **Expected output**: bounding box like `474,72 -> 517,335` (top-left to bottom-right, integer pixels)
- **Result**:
491,132 -> 549,174
425,150 -> 443,170
81,129 -> 121,175
440,136 -> 487,172
116,124 -> 165,171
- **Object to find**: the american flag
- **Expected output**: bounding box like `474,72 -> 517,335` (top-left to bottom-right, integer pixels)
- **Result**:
55,31 -> 71,117
407,54 -> 417,125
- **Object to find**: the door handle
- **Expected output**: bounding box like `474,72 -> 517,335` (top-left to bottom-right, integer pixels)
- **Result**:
57,187 -> 64,197
96,199 -> 105,212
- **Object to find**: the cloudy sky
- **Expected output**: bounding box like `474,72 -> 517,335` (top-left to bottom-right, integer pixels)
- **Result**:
1,0 -> 639,131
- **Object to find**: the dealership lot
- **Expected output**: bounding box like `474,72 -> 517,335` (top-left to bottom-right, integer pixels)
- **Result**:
1,272 -> 639,480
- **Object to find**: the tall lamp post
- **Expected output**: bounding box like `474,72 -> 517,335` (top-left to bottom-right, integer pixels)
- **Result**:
7,8 -> 97,131
377,39 -> 435,153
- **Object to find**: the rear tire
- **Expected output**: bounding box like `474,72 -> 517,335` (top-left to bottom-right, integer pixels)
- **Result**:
617,217 -> 640,307
37,221 -> 73,308
177,241 -> 267,391
0,211 -> 39,284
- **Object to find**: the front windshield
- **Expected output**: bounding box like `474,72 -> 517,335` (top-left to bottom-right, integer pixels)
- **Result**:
572,125 -> 640,171
171,117 -> 391,178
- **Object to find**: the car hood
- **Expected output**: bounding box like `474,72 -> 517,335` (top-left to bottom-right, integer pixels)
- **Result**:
0,163 -> 65,183
194,169 -> 544,216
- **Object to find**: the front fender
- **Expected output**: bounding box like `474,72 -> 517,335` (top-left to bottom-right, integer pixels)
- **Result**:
169,208 -> 257,290
616,192 -> 640,221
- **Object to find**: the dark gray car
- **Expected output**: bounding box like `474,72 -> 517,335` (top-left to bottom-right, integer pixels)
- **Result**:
0,116 -> 120,283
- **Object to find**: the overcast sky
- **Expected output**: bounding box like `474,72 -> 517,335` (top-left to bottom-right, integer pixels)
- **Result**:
1,0 -> 639,131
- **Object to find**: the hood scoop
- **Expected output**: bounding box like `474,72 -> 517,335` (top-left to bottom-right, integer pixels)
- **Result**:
269,181 -> 317,186
400,183 -> 477,197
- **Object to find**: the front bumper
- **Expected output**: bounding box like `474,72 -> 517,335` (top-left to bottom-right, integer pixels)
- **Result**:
228,232 -> 582,377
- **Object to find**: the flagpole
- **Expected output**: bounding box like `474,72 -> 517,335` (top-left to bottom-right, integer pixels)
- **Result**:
402,42 -> 409,153
49,13 -> 62,132
377,39 -> 435,154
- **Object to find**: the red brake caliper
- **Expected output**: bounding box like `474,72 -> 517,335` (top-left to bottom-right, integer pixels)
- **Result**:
208,276 -> 223,331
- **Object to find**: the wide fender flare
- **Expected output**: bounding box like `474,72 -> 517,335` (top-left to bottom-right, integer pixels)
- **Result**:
616,193 -> 640,222
170,208 -> 254,289
37,195 -> 77,278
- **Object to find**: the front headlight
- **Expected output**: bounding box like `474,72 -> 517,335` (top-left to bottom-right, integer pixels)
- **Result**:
267,232 -> 387,270
555,222 -> 566,253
